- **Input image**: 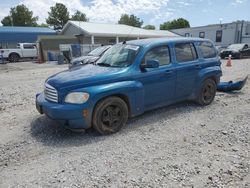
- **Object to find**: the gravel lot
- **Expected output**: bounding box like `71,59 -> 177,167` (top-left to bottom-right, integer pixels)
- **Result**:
0,60 -> 249,187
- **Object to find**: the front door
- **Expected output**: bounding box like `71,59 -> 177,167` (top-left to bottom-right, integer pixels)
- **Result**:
136,45 -> 176,109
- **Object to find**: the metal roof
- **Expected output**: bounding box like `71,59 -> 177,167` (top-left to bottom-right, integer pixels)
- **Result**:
61,21 -> 179,38
0,26 -> 56,33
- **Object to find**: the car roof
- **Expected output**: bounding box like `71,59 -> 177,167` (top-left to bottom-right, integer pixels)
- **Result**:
126,37 -> 212,47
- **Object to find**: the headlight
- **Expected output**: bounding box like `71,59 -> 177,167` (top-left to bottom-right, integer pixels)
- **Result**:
65,92 -> 89,104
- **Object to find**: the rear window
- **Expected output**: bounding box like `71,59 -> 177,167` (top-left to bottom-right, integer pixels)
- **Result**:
175,43 -> 197,63
198,42 -> 216,59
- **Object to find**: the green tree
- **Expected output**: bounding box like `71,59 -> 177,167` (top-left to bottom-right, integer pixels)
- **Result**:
1,16 -> 12,26
46,3 -> 70,31
160,18 -> 190,30
71,10 -> 88,22
1,4 -> 38,26
143,25 -> 155,30
37,23 -> 49,27
118,14 -> 143,28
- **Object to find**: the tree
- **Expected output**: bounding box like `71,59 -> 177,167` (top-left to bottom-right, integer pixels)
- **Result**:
118,14 -> 143,28
46,3 -> 70,31
1,4 -> 38,26
160,18 -> 190,30
1,16 -> 12,26
37,23 -> 49,27
143,25 -> 155,30
71,10 -> 88,22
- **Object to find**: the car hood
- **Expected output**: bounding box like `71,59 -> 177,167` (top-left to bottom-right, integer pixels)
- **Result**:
46,64 -> 127,91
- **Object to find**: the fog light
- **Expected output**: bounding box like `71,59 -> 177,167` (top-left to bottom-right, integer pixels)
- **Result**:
83,109 -> 88,117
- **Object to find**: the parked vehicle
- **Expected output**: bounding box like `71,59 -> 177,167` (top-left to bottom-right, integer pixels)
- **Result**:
36,38 -> 222,135
1,43 -> 37,62
69,45 -> 111,68
220,43 -> 250,59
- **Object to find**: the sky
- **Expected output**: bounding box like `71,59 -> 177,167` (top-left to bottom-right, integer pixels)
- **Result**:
0,0 -> 249,28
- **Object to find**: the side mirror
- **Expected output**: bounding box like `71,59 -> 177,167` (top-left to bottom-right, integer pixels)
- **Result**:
141,59 -> 159,69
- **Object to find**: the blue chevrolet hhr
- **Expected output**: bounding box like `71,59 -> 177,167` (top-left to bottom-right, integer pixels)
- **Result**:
36,38 -> 222,135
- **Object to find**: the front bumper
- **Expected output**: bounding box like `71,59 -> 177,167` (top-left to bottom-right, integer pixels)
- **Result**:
36,93 -> 92,129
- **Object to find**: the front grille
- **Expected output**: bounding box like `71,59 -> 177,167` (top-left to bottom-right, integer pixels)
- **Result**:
44,83 -> 58,103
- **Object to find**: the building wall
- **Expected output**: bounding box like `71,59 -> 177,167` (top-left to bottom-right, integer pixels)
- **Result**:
172,21 -> 250,47
38,36 -> 78,61
0,32 -> 56,49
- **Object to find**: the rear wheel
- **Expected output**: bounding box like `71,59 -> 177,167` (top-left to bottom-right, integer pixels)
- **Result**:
93,97 -> 128,135
197,79 -> 216,105
8,53 -> 20,62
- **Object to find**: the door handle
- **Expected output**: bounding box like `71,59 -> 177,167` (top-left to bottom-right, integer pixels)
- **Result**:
195,65 -> 202,69
164,70 -> 173,74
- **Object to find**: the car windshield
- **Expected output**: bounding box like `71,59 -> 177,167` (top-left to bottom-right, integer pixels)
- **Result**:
96,44 -> 140,67
88,46 -> 110,56
227,44 -> 244,50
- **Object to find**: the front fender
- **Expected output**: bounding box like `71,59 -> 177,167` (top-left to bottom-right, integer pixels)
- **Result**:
76,81 -> 145,117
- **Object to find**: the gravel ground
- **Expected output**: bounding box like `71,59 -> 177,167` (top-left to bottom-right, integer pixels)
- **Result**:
0,60 -> 249,187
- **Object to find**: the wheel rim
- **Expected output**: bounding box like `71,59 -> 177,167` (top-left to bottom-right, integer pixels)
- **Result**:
101,105 -> 122,128
10,55 -> 18,62
202,83 -> 215,103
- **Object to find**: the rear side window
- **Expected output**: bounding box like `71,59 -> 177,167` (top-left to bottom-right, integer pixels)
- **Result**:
23,45 -> 35,49
198,42 -> 217,58
175,43 -> 197,63
144,46 -> 170,66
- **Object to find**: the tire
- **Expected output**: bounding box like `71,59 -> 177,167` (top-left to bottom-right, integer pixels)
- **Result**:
93,97 -> 128,135
8,53 -> 20,62
197,79 -> 217,106
238,53 -> 243,59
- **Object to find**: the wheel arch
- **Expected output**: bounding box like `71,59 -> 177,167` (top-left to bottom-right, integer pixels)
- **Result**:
8,52 -> 21,58
92,93 -> 132,118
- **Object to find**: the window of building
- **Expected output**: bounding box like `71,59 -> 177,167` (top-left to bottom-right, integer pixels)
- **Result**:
216,30 -> 222,42
199,32 -> 205,38
175,43 -> 198,63
198,41 -> 216,59
144,46 -> 170,66
108,39 -> 116,44
185,33 -> 190,37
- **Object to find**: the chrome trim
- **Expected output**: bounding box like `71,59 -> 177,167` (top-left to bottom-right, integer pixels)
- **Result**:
44,83 -> 58,103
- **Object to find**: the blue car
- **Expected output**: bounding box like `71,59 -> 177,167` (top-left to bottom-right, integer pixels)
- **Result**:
36,38 -> 222,135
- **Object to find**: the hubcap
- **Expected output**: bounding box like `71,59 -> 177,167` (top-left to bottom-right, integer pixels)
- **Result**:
203,83 -> 215,102
101,105 -> 122,127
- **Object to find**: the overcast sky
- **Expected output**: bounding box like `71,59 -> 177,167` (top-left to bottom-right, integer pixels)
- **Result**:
0,0 -> 249,28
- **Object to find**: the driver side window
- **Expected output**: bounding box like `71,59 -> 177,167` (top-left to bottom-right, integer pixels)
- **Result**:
143,46 -> 171,66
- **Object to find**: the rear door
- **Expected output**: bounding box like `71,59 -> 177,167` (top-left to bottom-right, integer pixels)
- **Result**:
174,42 -> 199,99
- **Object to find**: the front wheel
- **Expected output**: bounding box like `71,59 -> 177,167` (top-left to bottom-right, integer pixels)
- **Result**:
196,79 -> 216,106
93,97 -> 128,135
8,53 -> 20,62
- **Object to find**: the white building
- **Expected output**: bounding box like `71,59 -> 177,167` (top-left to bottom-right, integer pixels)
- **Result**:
61,21 -> 179,45
171,21 -> 250,47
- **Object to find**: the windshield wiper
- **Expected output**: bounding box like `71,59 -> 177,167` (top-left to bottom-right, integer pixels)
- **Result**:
97,63 -> 111,67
